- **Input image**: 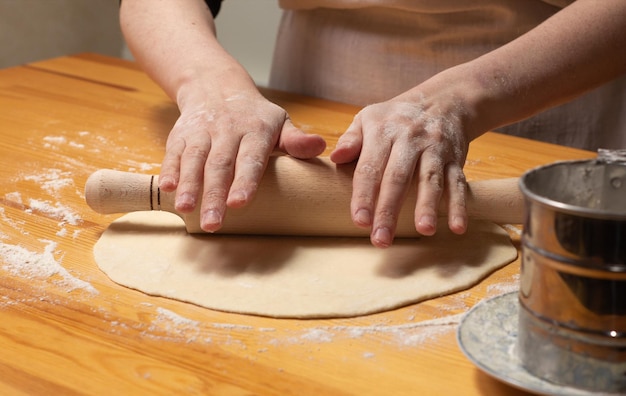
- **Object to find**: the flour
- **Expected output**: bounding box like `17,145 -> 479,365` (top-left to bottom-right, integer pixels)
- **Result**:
146,307 -> 209,343
4,191 -> 23,204
142,306 -> 463,350
211,323 -> 255,331
41,132 -> 96,154
300,328 -> 334,343
125,160 -> 161,172
465,159 -> 482,167
0,206 -> 28,235
43,136 -> 67,145
95,136 -> 109,145
155,307 -> 201,328
327,313 -> 463,346
486,274 -> 520,296
27,199 -> 82,225
0,240 -> 98,294
24,168 -> 74,196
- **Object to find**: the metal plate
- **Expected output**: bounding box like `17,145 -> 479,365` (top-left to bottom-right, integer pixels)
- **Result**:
456,292 -> 620,396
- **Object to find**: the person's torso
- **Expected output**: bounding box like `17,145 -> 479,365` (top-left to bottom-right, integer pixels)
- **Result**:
269,0 -> 625,150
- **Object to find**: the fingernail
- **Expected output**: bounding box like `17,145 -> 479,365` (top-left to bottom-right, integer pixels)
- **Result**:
418,214 -> 436,226
159,176 -> 175,189
354,209 -> 372,226
202,209 -> 222,230
418,215 -> 437,235
372,227 -> 392,248
451,216 -> 467,233
176,193 -> 196,212
228,190 -> 248,207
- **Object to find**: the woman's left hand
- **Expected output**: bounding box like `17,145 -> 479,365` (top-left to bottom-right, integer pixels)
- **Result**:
330,88 -> 472,248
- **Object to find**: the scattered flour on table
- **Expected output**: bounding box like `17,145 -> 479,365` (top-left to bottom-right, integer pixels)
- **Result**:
155,307 -> 202,328
94,135 -> 109,146
4,191 -> 23,204
0,240 -> 97,294
0,206 -> 28,235
42,136 -> 67,147
3,193 -> 82,239
125,160 -> 161,172
211,322 -> 255,331
142,306 -> 463,350
12,166 -> 82,227
42,134 -> 88,151
324,313 -> 464,347
24,168 -> 74,196
300,328 -> 334,343
486,273 -> 520,296
146,307 -> 210,343
27,199 -> 82,225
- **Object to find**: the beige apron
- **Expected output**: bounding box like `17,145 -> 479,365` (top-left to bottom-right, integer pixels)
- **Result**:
270,0 -> 626,150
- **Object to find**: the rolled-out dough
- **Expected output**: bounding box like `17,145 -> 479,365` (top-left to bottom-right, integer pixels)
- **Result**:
94,211 -> 517,318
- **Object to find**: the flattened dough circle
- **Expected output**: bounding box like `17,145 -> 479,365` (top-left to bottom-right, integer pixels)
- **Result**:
94,212 -> 517,318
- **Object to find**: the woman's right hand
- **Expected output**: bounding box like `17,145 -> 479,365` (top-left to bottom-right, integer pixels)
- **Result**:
160,89 -> 326,232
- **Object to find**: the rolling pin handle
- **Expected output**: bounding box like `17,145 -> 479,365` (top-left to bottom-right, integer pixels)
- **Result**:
85,169 -> 172,215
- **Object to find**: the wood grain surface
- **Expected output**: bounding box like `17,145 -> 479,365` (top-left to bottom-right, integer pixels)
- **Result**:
0,53 -> 594,396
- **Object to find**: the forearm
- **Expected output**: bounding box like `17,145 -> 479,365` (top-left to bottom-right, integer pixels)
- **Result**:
426,0 -> 626,139
119,0 -> 259,108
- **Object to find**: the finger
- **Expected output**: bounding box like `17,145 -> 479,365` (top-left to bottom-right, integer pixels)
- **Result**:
349,127 -> 390,233
159,134 -> 184,192
414,150 -> 446,236
174,133 -> 212,213
443,164 -> 468,235
199,133 -> 241,232
226,132 -> 275,208
277,118 -> 326,159
370,148 -> 418,248
330,115 -> 363,164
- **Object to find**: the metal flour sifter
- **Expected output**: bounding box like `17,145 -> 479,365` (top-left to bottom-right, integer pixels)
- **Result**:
518,149 -> 626,393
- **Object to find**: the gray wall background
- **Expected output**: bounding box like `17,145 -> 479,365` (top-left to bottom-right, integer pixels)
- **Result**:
0,0 -> 281,85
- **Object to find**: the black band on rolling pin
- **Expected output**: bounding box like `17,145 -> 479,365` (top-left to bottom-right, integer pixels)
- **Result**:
149,175 -> 154,211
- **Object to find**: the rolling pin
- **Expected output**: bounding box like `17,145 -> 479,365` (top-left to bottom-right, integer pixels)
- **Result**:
85,156 -> 524,237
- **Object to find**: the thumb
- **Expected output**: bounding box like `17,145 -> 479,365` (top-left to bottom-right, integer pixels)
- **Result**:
329,116 -> 363,164
277,118 -> 327,159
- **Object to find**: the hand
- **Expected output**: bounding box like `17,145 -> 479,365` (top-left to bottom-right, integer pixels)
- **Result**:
159,92 -> 326,232
330,92 -> 470,248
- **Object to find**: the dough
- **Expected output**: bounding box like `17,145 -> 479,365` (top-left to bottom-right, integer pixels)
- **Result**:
94,211 -> 517,318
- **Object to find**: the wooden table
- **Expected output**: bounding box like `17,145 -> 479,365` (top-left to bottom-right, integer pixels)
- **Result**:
0,54 -> 594,395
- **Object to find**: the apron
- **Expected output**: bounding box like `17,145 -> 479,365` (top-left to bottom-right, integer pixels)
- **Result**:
270,0 -> 626,150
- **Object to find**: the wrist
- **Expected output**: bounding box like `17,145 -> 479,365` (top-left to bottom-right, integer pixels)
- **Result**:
422,61 -> 526,141
175,62 -> 260,112
398,65 -> 490,143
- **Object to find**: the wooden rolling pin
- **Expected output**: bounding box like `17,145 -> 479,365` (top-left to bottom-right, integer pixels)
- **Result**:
85,156 -> 524,237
